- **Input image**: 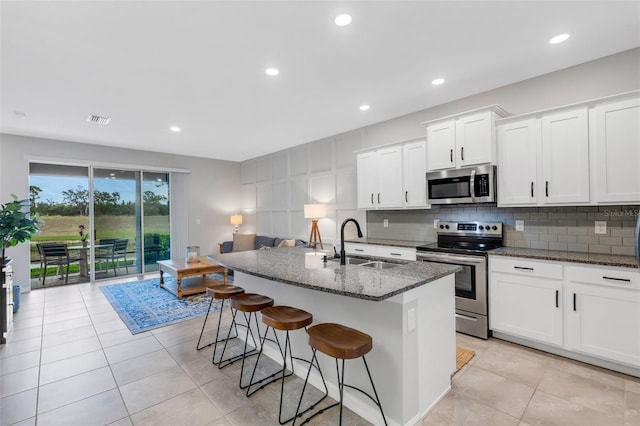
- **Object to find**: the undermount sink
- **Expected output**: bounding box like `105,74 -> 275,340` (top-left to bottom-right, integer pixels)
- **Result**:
332,257 -> 370,265
360,261 -> 399,270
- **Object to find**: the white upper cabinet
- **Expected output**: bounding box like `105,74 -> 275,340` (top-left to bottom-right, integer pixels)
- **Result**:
592,97 -> 640,204
426,120 -> 456,171
497,119 -> 538,206
402,140 -> 428,208
497,107 -> 590,206
424,107 -> 506,172
540,108 -> 590,204
357,146 -> 403,209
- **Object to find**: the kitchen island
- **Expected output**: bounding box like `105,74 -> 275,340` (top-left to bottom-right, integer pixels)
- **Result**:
207,247 -> 460,426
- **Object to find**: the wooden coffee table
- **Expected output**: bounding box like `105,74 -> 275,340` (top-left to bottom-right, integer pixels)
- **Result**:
157,257 -> 228,299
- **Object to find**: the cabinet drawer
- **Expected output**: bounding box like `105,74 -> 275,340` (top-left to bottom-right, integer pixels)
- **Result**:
566,265 -> 640,290
490,256 -> 563,280
344,243 -> 378,257
376,247 -> 416,261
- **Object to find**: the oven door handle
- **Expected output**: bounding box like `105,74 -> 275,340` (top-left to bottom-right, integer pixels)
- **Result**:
417,253 -> 486,264
470,169 -> 476,200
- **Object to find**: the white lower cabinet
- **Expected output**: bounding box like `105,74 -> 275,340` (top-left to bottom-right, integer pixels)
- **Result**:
344,243 -> 416,261
490,256 -> 640,370
565,265 -> 640,366
489,257 -> 563,346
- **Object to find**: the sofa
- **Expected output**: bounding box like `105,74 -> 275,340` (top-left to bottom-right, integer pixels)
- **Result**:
219,234 -> 307,254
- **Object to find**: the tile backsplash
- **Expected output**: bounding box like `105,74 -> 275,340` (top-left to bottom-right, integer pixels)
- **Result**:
367,205 -> 639,256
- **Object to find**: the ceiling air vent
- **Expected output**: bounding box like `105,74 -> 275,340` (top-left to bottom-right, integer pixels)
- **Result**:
87,114 -> 111,125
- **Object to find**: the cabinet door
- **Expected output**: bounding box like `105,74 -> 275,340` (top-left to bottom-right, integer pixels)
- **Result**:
357,152 -> 377,209
402,140 -> 428,208
593,98 -> 640,203
489,272 -> 563,346
426,120 -> 456,171
497,119 -> 538,206
566,283 -> 640,366
456,111 -> 494,167
541,108 -> 590,204
376,146 -> 403,208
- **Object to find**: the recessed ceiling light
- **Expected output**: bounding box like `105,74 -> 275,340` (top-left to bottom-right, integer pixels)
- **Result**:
109,173 -> 115,177
431,78 -> 445,86
549,33 -> 570,44
359,104 -> 370,111
13,110 -> 27,119
334,14 -> 352,26
265,68 -> 280,76
169,126 -> 181,133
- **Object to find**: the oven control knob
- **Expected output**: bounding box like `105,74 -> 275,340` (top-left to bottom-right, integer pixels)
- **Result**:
479,225 -> 484,230
485,224 -> 491,230
492,225 -> 498,231
445,225 -> 450,230
439,224 -> 444,229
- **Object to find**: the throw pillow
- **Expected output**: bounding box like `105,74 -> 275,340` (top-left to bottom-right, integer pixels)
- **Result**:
233,233 -> 256,252
277,239 -> 296,248
255,236 -> 276,249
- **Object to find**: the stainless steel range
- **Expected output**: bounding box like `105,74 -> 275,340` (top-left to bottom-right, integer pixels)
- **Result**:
416,221 -> 503,339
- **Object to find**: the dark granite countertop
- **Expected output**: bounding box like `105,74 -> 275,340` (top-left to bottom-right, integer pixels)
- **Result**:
344,238 -> 429,249
207,247 -> 460,301
489,247 -> 638,269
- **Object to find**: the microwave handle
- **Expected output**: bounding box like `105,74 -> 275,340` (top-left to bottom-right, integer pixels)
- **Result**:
470,169 -> 476,199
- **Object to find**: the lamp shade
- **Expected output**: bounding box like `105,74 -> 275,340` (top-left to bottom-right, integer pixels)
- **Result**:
230,214 -> 243,225
304,204 -> 327,219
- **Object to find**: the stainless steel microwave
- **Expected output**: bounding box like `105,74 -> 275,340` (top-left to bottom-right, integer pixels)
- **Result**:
426,165 -> 496,204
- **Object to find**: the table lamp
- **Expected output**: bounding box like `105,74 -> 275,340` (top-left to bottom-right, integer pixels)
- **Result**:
303,204 -> 327,249
230,214 -> 243,233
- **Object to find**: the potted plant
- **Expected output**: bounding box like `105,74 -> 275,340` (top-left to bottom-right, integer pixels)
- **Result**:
0,194 -> 41,264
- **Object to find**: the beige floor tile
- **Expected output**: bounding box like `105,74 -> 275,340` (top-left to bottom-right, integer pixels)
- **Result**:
626,378 -> 640,394
88,310 -> 121,324
201,375 -> 252,416
0,366 -> 39,398
452,366 -> 535,418
42,315 -> 92,334
11,316 -> 43,330
153,320 -> 205,348
97,328 -> 149,348
522,390 -> 624,425
103,335 -> 163,364
12,307 -> 44,321
130,387 -> 224,426
8,417 -> 36,426
93,318 -> 128,335
7,325 -> 42,342
118,365 -> 197,414
36,389 -> 128,426
625,389 -> 639,426
43,301 -> 86,315
538,367 -> 626,417
421,390 -> 519,426
37,366 -> 116,414
205,418 -> 231,426
547,355 -> 628,390
472,340 -> 550,387
166,338 -> 211,365
0,336 -> 41,359
0,350 -> 40,376
110,349 -> 178,386
106,418 -> 132,426
39,349 -> 108,385
181,355 -> 226,386
40,336 -> 102,364
41,324 -> 96,348
0,388 -> 37,426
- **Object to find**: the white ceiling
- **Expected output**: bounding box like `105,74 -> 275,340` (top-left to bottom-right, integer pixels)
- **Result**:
2,1 -> 639,162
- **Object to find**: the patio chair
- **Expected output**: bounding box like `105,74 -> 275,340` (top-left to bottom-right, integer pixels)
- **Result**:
39,243 -> 82,285
96,238 -> 130,275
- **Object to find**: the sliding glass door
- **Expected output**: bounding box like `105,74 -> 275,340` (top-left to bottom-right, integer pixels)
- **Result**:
29,163 -> 171,288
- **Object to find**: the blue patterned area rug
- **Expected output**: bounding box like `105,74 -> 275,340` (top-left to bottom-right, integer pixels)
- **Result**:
100,273 -> 230,334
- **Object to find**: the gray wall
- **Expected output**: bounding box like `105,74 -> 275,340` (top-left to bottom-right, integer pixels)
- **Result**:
242,48 -> 640,252
0,133 -> 242,291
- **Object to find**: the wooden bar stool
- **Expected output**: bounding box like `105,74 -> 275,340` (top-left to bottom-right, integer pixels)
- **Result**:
294,323 -> 387,425
217,293 -> 274,375
246,306 -> 329,424
196,284 -> 245,353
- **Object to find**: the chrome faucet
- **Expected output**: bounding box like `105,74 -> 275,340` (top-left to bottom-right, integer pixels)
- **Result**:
340,218 -> 363,265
